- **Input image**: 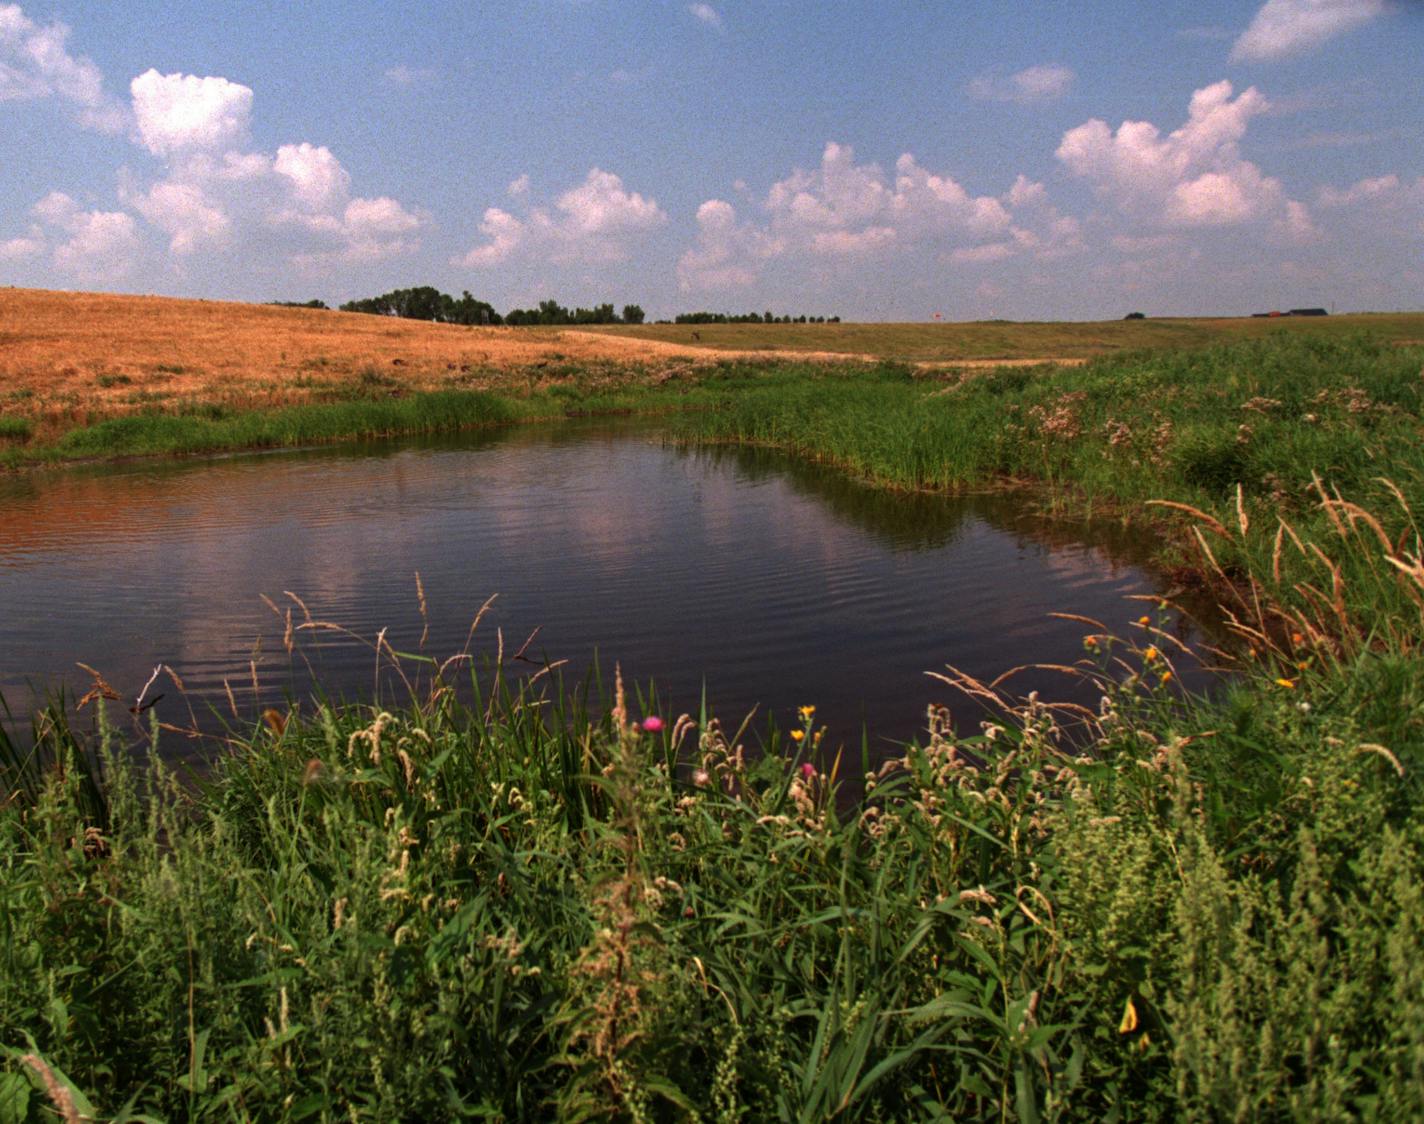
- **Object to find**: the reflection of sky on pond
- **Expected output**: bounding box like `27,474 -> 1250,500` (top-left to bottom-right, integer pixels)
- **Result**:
0,423 -> 1210,762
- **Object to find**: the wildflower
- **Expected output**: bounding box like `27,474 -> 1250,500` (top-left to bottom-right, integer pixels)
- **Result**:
1137,615 -> 1150,626
1083,636 -> 1098,650
800,762 -> 816,779
641,715 -> 664,733
799,705 -> 816,721
1159,671 -> 1172,686
692,768 -> 710,787
790,729 -> 805,743
1143,646 -> 1159,662
1119,997 -> 1139,1034
1276,677 -> 1296,689
1296,660 -> 1309,671
1291,632 -> 1304,646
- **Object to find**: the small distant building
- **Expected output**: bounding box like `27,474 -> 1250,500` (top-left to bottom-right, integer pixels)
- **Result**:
1288,307 -> 1328,317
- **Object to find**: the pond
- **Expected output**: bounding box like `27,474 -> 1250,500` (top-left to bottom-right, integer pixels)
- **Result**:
0,422 -> 1213,763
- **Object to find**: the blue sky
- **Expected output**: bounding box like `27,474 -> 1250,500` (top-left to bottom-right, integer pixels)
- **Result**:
2,1 -> 1421,320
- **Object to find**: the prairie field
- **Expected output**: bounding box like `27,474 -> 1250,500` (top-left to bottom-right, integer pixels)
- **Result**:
580,309 -> 1424,360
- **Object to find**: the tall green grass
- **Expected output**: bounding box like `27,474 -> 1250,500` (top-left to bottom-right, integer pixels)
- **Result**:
2,600 -> 1421,1118
50,391 -> 521,460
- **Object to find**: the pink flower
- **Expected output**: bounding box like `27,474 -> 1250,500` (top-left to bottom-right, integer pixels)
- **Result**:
641,715 -> 664,733
800,762 -> 816,779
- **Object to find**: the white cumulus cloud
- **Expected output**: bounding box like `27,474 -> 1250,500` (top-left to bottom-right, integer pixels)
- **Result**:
274,143 -> 352,210
1231,0 -> 1387,61
1057,80 -> 1303,228
967,64 -> 1075,105
688,4 -> 723,30
127,180 -> 231,255
115,66 -> 423,269
678,142 -> 1078,292
0,230 -> 44,260
677,200 -> 784,290
457,168 -> 666,268
31,191 -> 140,280
130,69 -> 253,155
0,3 -> 123,130
1316,173 -> 1402,207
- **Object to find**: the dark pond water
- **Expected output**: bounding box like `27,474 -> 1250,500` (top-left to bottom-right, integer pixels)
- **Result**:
0,422 -> 1213,763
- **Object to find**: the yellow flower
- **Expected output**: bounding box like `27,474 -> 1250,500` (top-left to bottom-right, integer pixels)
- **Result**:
790,729 -> 805,743
1144,646 -> 1158,662
1276,677 -> 1296,689
1119,996 -> 1139,1034
1159,671 -> 1173,686
799,705 -> 816,721
1137,615 -> 1150,626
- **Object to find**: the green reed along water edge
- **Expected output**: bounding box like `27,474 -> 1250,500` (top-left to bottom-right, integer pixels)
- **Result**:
3,331 -> 1424,1117
674,333 -> 1424,634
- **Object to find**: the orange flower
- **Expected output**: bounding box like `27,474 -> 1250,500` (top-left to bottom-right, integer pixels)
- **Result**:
790,729 -> 805,743
1275,677 -> 1296,689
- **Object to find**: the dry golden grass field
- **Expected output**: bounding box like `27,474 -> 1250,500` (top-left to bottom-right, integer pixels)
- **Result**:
2,287 -> 1421,449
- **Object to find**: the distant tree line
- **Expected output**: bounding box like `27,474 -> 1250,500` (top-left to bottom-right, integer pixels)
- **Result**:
503,300 -> 645,326
339,287 -> 501,325
671,311 -> 840,324
306,286 -> 839,328
333,287 -> 648,327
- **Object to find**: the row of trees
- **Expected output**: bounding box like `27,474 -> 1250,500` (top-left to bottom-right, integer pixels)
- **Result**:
503,300 -> 645,326
673,311 -> 841,324
299,286 -> 837,328
338,287 -> 501,325
331,287 -> 647,327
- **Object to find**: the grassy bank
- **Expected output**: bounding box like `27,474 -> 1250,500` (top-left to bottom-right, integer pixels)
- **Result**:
3,331 -> 1424,1117
0,362 -> 780,469
674,332 -> 1424,635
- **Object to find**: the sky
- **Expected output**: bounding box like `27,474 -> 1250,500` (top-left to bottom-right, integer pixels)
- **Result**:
1,0 -> 1421,321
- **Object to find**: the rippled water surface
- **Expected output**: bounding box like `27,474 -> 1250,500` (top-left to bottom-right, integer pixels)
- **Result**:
0,423 -> 1206,759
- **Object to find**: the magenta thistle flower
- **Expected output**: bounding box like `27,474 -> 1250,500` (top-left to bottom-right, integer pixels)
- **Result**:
800,762 -> 816,779
641,715 -> 664,733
